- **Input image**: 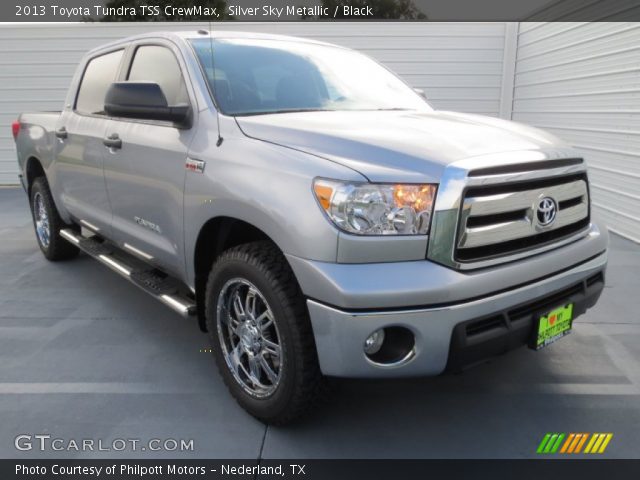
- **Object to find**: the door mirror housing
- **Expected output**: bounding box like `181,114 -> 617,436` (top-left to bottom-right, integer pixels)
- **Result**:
104,82 -> 192,128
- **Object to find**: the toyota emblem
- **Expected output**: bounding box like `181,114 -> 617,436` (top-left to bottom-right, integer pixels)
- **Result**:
536,196 -> 557,226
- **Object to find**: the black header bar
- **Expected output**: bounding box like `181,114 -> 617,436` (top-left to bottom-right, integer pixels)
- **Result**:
4,459 -> 640,480
3,0 -> 640,22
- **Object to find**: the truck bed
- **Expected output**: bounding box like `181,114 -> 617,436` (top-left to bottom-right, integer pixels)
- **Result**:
19,111 -> 61,131
15,111 -> 62,187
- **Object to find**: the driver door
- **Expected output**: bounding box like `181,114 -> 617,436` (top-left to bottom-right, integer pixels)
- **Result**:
102,42 -> 196,277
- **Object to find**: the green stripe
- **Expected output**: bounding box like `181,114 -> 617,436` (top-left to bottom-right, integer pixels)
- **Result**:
550,433 -> 565,453
537,433 -> 552,453
544,434 -> 559,453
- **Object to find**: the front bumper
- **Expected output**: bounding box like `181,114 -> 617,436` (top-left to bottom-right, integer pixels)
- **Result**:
307,252 -> 606,377
294,221 -> 608,378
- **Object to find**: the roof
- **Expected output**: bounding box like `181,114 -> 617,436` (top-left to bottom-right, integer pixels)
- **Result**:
86,30 -> 338,56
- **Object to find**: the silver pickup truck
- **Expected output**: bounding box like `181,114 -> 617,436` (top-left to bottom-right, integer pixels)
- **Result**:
13,31 -> 608,424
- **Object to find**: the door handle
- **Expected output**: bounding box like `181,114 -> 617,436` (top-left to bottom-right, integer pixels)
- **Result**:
55,127 -> 67,139
103,133 -> 122,149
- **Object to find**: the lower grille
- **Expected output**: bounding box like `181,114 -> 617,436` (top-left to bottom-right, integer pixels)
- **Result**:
463,271 -> 603,341
448,270 -> 605,371
456,173 -> 590,263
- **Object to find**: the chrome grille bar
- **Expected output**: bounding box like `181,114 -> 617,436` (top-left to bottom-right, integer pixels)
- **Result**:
458,179 -> 589,250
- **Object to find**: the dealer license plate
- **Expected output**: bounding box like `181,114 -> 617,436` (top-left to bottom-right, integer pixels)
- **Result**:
531,303 -> 574,350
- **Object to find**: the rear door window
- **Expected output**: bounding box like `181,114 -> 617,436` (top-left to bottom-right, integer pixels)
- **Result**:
127,45 -> 189,106
75,49 -> 124,115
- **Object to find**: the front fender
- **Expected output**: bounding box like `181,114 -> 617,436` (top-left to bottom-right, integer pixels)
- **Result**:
183,129 -> 366,287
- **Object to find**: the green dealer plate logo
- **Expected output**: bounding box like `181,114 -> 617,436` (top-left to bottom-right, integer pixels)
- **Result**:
534,303 -> 573,350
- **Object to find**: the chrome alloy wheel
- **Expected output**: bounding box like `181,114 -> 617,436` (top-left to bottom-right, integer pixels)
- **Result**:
33,191 -> 50,248
216,278 -> 283,398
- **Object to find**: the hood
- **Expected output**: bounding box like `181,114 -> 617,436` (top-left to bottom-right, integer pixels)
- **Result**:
235,110 -> 569,183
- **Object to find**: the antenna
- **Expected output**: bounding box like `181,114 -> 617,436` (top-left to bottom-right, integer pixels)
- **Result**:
208,19 -> 223,147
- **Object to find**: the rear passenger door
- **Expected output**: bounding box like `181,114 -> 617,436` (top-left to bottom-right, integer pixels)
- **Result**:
102,41 -> 196,278
54,48 -> 124,234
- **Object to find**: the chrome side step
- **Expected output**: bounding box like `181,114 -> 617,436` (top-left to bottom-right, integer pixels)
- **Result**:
60,229 -> 196,318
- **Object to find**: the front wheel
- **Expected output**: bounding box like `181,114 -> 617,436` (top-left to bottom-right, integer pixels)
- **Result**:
205,241 -> 325,424
29,177 -> 79,261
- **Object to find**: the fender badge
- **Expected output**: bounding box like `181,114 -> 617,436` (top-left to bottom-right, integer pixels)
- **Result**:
185,158 -> 206,174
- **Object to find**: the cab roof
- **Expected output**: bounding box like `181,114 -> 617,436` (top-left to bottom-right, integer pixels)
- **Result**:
86,30 -> 338,56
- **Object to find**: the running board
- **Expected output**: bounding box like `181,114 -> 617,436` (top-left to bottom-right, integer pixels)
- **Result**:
60,229 -> 196,318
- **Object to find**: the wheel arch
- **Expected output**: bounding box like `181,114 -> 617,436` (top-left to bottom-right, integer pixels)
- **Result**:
25,155 -> 46,194
193,216 -> 287,332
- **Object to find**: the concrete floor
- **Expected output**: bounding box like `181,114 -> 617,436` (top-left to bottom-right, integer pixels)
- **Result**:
1,186 -> 639,459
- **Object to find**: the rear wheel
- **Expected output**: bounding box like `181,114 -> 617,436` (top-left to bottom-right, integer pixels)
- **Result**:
29,177 -> 79,261
205,241 -> 325,424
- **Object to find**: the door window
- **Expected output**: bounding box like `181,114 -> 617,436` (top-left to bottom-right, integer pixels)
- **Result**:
127,45 -> 189,106
75,49 -> 124,115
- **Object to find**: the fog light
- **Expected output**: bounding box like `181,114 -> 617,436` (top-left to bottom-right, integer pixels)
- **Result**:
364,326 -> 416,367
363,329 -> 385,355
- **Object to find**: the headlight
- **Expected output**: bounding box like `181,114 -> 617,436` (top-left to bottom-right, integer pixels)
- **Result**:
313,179 -> 437,235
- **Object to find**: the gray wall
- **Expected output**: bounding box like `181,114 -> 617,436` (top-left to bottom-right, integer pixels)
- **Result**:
0,22 -> 509,185
1,22 -> 638,243
511,22 -> 640,242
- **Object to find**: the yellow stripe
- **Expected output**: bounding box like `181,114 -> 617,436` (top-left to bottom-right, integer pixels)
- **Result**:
590,434 -> 606,454
574,433 -> 589,453
568,434 -> 582,453
584,433 -> 598,453
598,434 -> 613,454
560,433 -> 575,454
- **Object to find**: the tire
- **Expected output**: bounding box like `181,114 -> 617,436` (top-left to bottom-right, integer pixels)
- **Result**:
29,177 -> 79,261
205,241 -> 325,424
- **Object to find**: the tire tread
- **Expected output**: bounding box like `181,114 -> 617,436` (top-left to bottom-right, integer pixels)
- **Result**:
205,241 -> 326,425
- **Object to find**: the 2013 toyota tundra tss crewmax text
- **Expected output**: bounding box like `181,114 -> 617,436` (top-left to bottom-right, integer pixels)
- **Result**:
13,31 -> 608,424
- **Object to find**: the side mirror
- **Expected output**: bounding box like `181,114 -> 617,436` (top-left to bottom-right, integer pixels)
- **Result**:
104,82 -> 191,128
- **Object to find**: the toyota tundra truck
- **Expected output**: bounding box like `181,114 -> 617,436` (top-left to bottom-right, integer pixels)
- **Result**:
13,31 -> 608,424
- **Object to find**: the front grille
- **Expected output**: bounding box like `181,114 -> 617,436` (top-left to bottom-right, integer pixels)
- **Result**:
455,172 -> 590,263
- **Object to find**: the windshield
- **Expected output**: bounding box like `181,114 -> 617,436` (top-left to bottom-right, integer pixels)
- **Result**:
189,38 -> 432,116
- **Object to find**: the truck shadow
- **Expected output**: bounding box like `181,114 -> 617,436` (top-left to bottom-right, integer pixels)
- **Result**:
266,328 -> 636,458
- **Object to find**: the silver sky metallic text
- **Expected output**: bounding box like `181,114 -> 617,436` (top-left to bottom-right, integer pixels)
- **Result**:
227,5 -> 329,18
